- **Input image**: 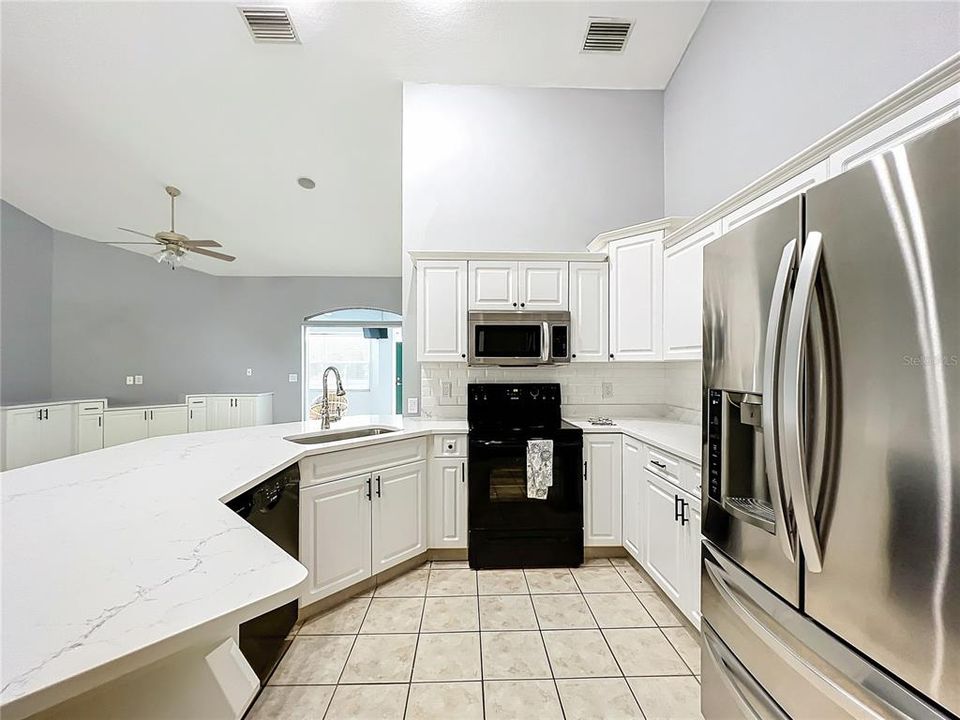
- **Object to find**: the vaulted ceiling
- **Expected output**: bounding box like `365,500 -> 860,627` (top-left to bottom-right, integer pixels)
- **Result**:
1,1 -> 707,276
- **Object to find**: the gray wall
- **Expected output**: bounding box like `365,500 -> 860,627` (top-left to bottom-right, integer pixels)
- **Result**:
1,202 -> 400,422
0,201 -> 54,403
664,1 -> 960,217
401,84 -> 666,412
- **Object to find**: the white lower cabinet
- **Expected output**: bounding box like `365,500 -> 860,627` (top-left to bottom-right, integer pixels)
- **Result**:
644,468 -> 685,607
584,434 -> 622,546
681,491 -> 702,629
300,473 -> 373,603
428,458 -> 468,549
372,461 -> 427,572
77,412 -> 103,454
189,394 -> 273,431
187,398 -> 207,433
1,404 -> 77,470
147,406 -> 188,438
621,436 -> 644,563
103,408 -> 149,448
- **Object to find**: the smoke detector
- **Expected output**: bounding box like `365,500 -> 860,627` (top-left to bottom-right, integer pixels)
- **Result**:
581,17 -> 634,54
238,6 -> 299,43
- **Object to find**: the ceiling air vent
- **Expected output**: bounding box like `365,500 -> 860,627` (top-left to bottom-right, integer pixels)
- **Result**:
238,6 -> 299,43
581,17 -> 634,54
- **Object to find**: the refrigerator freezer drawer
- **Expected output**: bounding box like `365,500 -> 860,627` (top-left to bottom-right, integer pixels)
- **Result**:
701,541 -> 949,720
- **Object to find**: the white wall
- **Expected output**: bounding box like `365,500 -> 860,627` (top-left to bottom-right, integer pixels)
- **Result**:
402,84 -> 666,413
663,1 -> 960,216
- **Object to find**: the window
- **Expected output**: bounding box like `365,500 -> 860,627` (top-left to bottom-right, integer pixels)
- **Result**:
306,328 -> 373,392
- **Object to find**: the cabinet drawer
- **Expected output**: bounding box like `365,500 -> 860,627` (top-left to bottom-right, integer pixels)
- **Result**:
681,462 -> 702,498
646,446 -> 681,484
77,401 -> 105,416
432,434 -> 467,458
300,438 -> 427,488
187,397 -> 207,407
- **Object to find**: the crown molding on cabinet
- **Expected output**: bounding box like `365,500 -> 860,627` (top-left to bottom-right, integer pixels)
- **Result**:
658,51 -> 960,249
587,217 -> 690,253
408,250 -> 606,263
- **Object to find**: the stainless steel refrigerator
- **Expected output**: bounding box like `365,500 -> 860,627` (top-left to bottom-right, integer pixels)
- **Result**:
701,117 -> 959,719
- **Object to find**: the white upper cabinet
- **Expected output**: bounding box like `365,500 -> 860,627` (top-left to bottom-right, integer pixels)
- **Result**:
584,433 -> 623,546
662,220 -> 722,361
721,160 -> 828,235
417,260 -> 468,362
518,261 -> 568,310
829,84 -> 960,176
609,231 -> 663,362
569,262 -> 609,362
469,261 -> 518,310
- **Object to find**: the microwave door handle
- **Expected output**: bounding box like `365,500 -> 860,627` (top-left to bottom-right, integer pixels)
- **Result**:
782,231 -> 824,573
762,238 -> 797,563
541,322 -> 550,362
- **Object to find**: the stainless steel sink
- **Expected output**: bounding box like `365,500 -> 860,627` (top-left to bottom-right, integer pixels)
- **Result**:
286,426 -> 400,445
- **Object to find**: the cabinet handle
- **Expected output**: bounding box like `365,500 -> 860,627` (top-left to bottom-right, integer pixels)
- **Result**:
651,460 -> 666,469
520,302 -> 525,307
571,353 -> 577,359
98,416 -> 102,427
190,410 -> 193,420
144,411 -> 148,421
37,409 -> 43,421
674,494 -> 681,522
609,353 -> 614,359
150,410 -> 154,421
44,408 -> 49,420
583,461 -> 588,482
376,475 -> 382,498
681,499 -> 690,526
461,461 -> 465,482
461,353 -> 466,359
512,302 -> 518,307
366,477 -> 372,501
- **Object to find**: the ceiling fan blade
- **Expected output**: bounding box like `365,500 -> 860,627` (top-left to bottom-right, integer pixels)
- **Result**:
104,241 -> 159,245
188,246 -> 236,262
117,227 -> 158,240
180,239 -> 222,248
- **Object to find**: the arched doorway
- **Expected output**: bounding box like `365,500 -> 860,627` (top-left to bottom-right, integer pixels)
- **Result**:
301,308 -> 402,420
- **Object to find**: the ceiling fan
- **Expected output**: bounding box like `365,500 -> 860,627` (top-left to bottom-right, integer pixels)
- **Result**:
107,186 -> 236,268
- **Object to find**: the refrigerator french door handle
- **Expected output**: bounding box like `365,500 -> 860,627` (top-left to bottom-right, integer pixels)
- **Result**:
782,231 -> 824,573
702,623 -> 788,720
704,554 -> 886,720
762,238 -> 797,563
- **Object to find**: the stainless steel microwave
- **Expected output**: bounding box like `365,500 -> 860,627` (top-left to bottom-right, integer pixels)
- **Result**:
467,311 -> 571,366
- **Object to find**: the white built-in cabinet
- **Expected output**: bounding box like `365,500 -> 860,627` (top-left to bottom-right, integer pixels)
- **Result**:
187,397 -> 207,432
428,434 -> 468,549
1,403 -> 79,471
643,469 -> 685,608
621,435 -> 644,561
568,262 -> 609,362
683,495 -> 702,629
188,394 -> 272,431
468,260 -> 568,311
298,439 -> 428,606
608,232 -> 663,361
77,404 -> 104,455
583,433 -> 622,546
417,260 -> 468,362
828,84 -> 960,175
103,405 -> 188,447
662,221 -> 722,361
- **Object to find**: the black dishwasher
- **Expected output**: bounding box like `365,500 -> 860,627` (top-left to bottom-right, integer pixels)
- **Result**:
226,463 -> 300,685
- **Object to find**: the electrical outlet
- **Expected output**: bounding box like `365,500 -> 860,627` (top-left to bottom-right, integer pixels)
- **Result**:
246,368 -> 253,376
125,376 -> 134,386
441,381 -> 452,398
601,382 -> 614,399
134,375 -> 143,385
406,397 -> 419,414
288,373 -> 298,383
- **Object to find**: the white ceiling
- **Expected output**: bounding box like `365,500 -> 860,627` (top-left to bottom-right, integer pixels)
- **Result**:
1,1 -> 707,277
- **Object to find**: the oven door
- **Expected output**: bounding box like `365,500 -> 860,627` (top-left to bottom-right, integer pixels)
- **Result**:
468,313 -> 547,366
468,435 -> 582,530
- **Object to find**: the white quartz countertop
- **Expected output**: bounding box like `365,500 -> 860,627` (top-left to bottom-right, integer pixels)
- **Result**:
0,415 -> 466,719
566,417 -> 702,465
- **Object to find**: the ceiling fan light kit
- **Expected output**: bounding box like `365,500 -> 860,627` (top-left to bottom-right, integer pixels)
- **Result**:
108,185 -> 236,268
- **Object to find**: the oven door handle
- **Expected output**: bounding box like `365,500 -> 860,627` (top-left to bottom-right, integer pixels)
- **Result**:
541,322 -> 550,363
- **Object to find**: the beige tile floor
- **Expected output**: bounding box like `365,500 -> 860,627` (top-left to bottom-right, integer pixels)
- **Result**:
249,559 -> 702,720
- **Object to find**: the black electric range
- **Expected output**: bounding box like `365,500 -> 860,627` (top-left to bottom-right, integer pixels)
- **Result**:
467,383 -> 584,569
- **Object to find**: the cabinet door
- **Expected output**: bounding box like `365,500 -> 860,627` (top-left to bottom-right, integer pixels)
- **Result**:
187,405 -> 207,433
681,492 -> 702,630
721,160 -> 828,234
662,221 -> 721,360
829,84 -> 960,176
609,233 -> 663,361
518,261 -> 568,310
38,405 -> 76,463
621,436 -> 644,563
569,262 -> 608,362
372,461 -> 427,572
417,260 -> 468,362
236,397 -> 257,427
428,458 -> 468,549
77,413 -> 103,454
643,469 -> 683,606
468,260 -> 517,311
584,434 -> 622,546
148,406 -> 188,438
103,409 -> 149,448
2,407 -> 43,470
207,397 -> 233,430
300,473 -> 372,603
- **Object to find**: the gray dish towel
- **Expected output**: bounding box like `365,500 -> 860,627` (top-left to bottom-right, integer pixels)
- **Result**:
526,439 -> 554,500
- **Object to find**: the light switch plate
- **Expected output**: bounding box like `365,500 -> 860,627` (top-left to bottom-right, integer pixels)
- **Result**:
406,397 -> 419,414
125,376 -> 134,385
601,382 -> 613,399
246,368 -> 253,376
134,375 -> 143,385
288,373 -> 298,383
